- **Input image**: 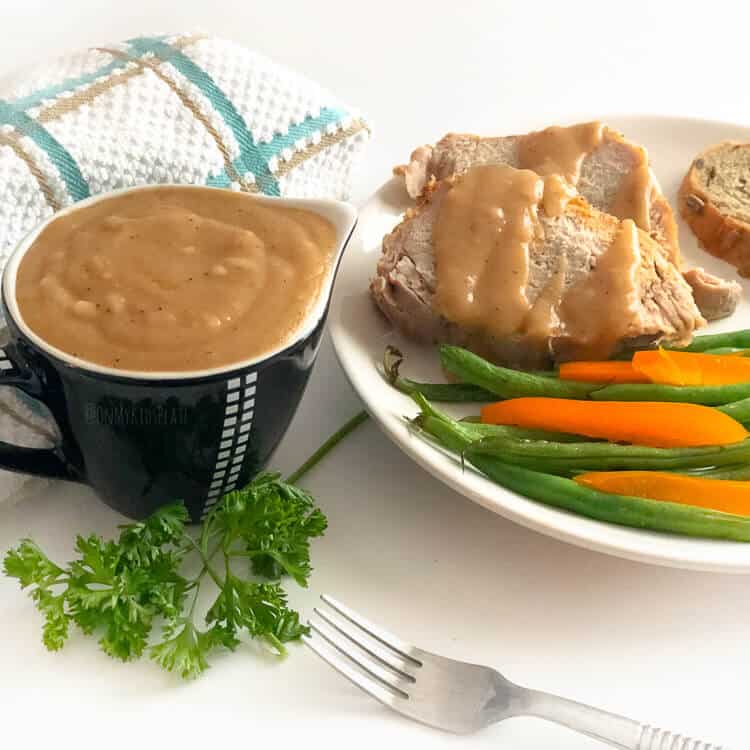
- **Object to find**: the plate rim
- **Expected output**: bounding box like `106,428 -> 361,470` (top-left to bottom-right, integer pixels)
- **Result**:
331,113 -> 750,574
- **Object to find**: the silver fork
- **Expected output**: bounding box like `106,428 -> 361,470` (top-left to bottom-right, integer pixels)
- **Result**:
304,595 -> 728,750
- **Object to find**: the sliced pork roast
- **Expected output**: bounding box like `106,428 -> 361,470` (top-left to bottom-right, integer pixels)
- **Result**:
394,124 -> 738,321
682,267 -> 742,321
370,176 -> 704,370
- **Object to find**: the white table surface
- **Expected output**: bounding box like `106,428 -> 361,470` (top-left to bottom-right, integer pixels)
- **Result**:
1,1 -> 748,747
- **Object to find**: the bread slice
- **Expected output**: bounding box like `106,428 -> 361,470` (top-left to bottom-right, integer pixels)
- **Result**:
679,142 -> 750,276
371,177 -> 704,369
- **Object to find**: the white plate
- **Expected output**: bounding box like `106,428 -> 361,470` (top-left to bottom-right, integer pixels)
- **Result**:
331,115 -> 750,574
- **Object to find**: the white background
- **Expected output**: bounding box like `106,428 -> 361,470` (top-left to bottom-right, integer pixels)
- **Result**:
1,1 -> 748,748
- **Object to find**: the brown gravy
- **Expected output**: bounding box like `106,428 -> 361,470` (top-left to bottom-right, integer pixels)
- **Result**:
432,165 -> 543,339
557,219 -> 642,356
522,254 -> 568,341
517,122 -> 603,184
432,164 -> 643,360
609,161 -> 652,232
16,187 -> 336,371
518,121 -> 653,233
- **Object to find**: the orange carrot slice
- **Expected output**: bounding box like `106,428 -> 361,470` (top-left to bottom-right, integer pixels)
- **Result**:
575,471 -> 750,516
558,361 -> 650,384
633,349 -> 750,386
480,398 -> 748,448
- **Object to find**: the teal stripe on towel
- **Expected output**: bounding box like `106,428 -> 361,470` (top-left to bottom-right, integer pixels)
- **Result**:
200,108 -> 351,191
205,172 -> 232,188
256,107 -> 348,162
127,36 -> 280,195
0,101 -> 90,201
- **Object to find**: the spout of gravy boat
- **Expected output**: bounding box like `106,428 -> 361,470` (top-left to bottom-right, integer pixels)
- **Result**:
256,192 -> 359,341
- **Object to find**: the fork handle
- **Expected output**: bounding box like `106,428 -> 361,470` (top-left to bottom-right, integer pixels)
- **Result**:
519,688 -> 728,749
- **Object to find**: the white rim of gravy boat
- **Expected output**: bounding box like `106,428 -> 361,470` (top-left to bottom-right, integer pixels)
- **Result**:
2,184 -> 358,381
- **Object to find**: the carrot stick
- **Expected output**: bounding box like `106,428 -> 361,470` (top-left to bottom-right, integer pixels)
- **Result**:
558,361 -> 650,384
480,398 -> 748,448
575,471 -> 750,516
633,349 -> 750,386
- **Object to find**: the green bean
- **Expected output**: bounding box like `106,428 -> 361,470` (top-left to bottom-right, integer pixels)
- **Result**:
474,457 -> 750,541
672,329 -> 750,353
454,421 -> 586,442
393,377 -> 494,402
415,395 -> 750,472
591,381 -> 750,405
416,412 -> 750,541
386,369 -> 555,402
416,412 -> 472,454
613,331 -> 750,359
466,433 -> 750,474
701,347 -> 750,356
413,394 -> 587,443
381,345 -> 494,402
680,465 -> 750,480
439,343 -> 750,404
439,345 -> 597,400
717,397 -> 750,423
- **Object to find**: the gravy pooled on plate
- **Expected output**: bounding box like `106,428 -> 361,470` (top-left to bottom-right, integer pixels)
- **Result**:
16,187 -> 336,371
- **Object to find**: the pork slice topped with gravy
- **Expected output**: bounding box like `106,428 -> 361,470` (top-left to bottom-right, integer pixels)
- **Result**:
394,122 -> 740,322
371,164 -> 704,370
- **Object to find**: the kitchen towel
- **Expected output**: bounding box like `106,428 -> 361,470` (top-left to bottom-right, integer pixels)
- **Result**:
0,31 -> 370,508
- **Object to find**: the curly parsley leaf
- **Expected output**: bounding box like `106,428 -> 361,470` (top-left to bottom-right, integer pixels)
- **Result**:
205,576 -> 308,655
3,472 -> 328,677
3,538 -> 65,588
1,410 -> 369,678
33,587 -> 69,651
117,503 -> 190,567
150,619 -> 238,679
4,540 -> 69,650
213,473 -> 328,586
64,524 -> 191,661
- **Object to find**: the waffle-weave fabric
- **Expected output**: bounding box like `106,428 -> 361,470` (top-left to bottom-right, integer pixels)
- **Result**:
0,31 -> 370,264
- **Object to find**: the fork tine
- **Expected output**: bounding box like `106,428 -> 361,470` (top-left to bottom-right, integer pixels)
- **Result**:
309,619 -> 411,698
303,632 -> 402,709
314,607 -> 417,679
320,594 -> 422,666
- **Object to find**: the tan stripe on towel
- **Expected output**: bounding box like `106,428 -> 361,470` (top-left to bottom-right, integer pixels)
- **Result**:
33,34 -> 204,125
171,33 -> 208,50
97,46 -> 245,188
273,118 -> 370,180
37,64 -> 144,123
0,132 -> 61,210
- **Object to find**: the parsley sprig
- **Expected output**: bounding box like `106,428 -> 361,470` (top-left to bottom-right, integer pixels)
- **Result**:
3,411 -> 368,679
